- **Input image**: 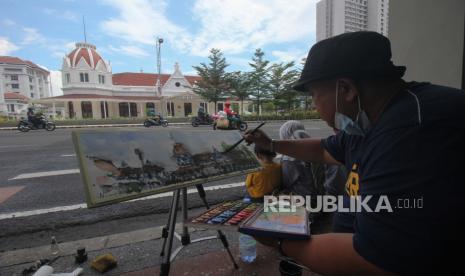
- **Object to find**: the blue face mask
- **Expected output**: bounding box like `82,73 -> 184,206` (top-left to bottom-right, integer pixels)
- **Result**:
334,82 -> 371,136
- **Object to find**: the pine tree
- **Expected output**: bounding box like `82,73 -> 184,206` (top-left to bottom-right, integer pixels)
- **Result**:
226,71 -> 251,115
248,49 -> 270,115
192,49 -> 230,113
269,61 -> 300,113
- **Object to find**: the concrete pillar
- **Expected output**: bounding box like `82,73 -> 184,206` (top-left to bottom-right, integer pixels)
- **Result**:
91,101 -> 101,119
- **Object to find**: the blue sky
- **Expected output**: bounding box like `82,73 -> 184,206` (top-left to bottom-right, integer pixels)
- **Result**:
0,0 -> 317,94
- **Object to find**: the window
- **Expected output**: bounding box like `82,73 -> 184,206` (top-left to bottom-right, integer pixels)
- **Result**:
30,85 -> 33,91
11,75 -> 18,81
98,75 -> 105,84
68,102 -> 75,119
119,102 -> 129,117
66,73 -> 70,83
175,82 -> 181,87
29,77 -> 33,82
146,102 -> 155,116
130,103 -> 138,117
81,101 -> 93,118
11,83 -> 19,89
200,102 -> 208,113
166,102 -> 175,117
30,93 -> 35,98
80,73 -> 89,82
218,103 -> 224,111
100,101 -> 109,118
7,104 -> 15,112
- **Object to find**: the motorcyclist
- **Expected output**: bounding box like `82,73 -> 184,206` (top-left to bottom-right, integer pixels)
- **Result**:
224,102 -> 239,128
27,107 -> 37,128
197,107 -> 205,121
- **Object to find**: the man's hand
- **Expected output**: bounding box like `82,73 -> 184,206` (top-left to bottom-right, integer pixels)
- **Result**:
243,129 -> 272,150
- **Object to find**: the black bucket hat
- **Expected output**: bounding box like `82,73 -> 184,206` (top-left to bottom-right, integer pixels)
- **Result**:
293,31 -> 406,92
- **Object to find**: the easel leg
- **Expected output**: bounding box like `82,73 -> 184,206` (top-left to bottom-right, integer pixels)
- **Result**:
196,184 -> 239,269
181,187 -> 191,245
160,191 -> 177,257
160,189 -> 181,276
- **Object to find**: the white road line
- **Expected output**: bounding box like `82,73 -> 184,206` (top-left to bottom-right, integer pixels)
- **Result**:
61,154 -> 76,157
0,182 -> 245,220
8,169 -> 80,180
0,145 -> 35,148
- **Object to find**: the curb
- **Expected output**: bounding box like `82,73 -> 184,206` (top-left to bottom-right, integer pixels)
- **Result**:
0,119 -> 322,131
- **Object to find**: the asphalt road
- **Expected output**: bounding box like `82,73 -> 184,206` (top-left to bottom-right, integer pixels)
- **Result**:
0,121 -> 333,240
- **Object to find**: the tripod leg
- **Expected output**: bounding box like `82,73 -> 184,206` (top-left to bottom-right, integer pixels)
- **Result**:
160,191 -> 177,257
196,184 -> 238,269
181,187 -> 191,245
160,190 -> 181,276
195,184 -> 210,209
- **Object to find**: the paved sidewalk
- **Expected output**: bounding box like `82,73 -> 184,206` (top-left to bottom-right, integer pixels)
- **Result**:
123,244 -> 320,276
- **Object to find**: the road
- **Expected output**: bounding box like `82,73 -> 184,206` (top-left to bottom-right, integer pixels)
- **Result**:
0,120 -> 333,274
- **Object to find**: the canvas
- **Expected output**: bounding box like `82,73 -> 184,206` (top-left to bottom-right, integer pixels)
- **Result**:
72,129 -> 261,207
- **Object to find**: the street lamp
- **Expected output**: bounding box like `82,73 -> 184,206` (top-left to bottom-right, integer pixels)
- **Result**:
156,37 -> 163,96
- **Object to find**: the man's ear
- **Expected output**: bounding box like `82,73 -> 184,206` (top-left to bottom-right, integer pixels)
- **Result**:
337,78 -> 359,102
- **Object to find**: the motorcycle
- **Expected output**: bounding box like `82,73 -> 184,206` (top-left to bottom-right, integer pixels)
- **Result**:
17,116 -> 56,132
212,114 -> 248,131
191,114 -> 214,127
143,116 -> 169,127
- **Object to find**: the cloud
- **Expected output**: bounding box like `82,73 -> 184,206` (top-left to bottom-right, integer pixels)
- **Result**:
271,49 -> 307,64
108,45 -> 150,58
100,0 -> 191,51
42,8 -> 78,22
49,41 -> 76,58
100,0 -> 317,58
21,28 -> 46,45
2,19 -> 15,26
0,37 -> 19,55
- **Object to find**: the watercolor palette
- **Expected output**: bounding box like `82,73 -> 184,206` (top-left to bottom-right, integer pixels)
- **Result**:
187,200 -> 261,229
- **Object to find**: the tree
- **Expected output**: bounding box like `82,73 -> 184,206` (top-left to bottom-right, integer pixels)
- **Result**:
226,71 -> 251,115
269,61 -> 300,113
192,49 -> 230,113
248,49 -> 270,115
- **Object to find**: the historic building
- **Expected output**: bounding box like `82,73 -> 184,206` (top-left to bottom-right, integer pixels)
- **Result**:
37,42 -> 247,119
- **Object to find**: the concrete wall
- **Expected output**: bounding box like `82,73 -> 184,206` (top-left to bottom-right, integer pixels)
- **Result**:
389,0 -> 464,89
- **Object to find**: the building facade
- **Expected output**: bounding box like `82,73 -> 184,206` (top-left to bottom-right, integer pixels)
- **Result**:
316,0 -> 389,41
38,42 -> 247,119
0,56 -> 51,116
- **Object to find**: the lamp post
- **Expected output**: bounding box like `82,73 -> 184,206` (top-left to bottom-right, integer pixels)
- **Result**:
156,37 -> 163,96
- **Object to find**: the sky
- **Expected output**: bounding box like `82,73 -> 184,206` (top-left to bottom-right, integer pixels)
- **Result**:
0,0 -> 317,95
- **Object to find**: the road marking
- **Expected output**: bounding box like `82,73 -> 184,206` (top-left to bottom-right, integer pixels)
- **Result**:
0,182 -> 245,220
61,154 -> 76,157
8,169 -> 80,180
0,145 -> 35,148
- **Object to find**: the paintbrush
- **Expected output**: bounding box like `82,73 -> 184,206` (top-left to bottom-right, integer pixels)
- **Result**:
222,122 -> 266,154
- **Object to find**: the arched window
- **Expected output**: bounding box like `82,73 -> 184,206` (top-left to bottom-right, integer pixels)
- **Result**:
146,102 -> 155,116
130,103 -> 138,117
81,101 -> 93,118
119,102 -> 129,117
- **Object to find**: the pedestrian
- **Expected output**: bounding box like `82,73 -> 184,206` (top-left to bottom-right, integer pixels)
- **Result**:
244,31 -> 465,275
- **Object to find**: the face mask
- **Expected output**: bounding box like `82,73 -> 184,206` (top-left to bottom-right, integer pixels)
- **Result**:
334,82 -> 371,136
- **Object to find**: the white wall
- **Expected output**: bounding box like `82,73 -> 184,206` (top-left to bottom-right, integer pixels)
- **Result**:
389,0 -> 464,89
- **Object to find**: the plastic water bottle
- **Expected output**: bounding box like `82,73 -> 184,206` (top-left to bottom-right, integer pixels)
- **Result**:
239,233 -> 257,263
239,197 -> 256,263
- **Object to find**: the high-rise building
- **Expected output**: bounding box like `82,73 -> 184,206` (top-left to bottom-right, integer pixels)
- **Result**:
316,0 -> 389,42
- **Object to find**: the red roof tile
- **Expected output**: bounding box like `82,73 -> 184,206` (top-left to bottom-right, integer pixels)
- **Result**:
4,92 -> 30,101
46,94 -> 162,101
0,56 -> 49,73
112,73 -> 202,87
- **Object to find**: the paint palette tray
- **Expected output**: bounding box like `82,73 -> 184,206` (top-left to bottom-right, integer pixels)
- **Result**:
186,200 -> 262,230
